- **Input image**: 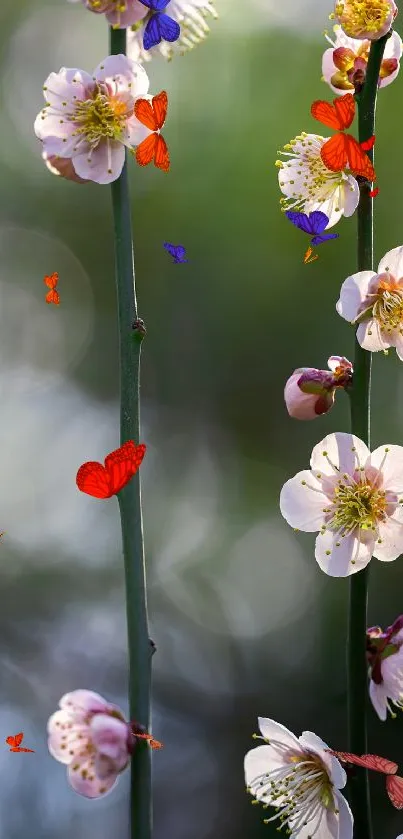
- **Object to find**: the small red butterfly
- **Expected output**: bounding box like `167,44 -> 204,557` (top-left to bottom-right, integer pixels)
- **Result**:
369,187 -> 380,198
303,245 -> 319,264
44,272 -> 60,305
134,91 -> 170,173
6,733 -> 35,753
310,93 -> 376,181
76,440 -> 146,499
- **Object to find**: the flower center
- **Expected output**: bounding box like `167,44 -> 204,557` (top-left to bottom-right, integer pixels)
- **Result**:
276,133 -> 346,213
72,88 -> 129,148
328,478 -> 387,534
373,280 -> 403,332
248,747 -> 336,832
334,0 -> 392,37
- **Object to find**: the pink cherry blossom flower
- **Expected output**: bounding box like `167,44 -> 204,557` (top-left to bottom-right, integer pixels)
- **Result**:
127,0 -> 218,63
285,356 -> 353,420
367,616 -> 403,720
336,246 -> 403,360
332,0 -> 397,41
322,25 -> 402,94
280,432 -> 403,577
34,55 -> 152,185
67,0 -> 148,28
276,133 -> 359,228
47,690 -> 131,798
244,717 -> 353,839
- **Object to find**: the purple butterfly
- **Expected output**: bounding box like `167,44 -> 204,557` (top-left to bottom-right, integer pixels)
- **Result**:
164,242 -> 188,264
138,0 -> 180,51
285,211 -> 339,246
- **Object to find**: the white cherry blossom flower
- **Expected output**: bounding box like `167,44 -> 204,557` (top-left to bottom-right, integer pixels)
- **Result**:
276,133 -> 359,228
336,246 -> 403,360
127,0 -> 218,62
244,717 -> 353,839
367,617 -> 403,720
332,0 -> 397,41
34,55 -> 152,185
280,432 -> 403,577
322,25 -> 402,94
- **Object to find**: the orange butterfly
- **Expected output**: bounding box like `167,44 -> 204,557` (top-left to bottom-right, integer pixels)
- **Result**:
76,440 -> 146,499
303,245 -> 319,264
6,733 -> 35,753
134,91 -> 170,173
44,272 -> 60,305
310,93 -> 376,181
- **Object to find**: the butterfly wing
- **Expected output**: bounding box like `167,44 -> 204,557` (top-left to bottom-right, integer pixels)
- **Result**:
134,98 -> 159,131
154,134 -> 170,172
320,134 -> 349,172
158,13 -> 180,43
333,93 -> 356,130
311,100 -> 343,130
386,775 -> 403,809
152,91 -> 168,130
285,211 -> 314,234
104,441 -> 146,496
44,272 -> 58,290
344,134 -> 376,180
164,242 -> 177,257
303,246 -> 319,264
139,0 -> 168,8
136,134 -> 158,167
6,735 -> 17,747
143,14 -> 163,49
360,135 -> 375,151
327,750 -> 398,774
45,289 -> 60,305
310,233 -> 339,245
307,211 -> 331,233
76,461 -> 112,499
174,246 -> 187,261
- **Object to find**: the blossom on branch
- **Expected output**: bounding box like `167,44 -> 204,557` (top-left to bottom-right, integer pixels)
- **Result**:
276,133 -> 359,227
367,617 -> 403,720
34,55 -> 158,184
47,690 -> 131,798
322,25 -> 402,93
331,0 -> 398,41
279,432 -> 403,577
336,246 -> 403,360
285,356 -> 353,420
127,0 -> 218,62
67,0 -> 148,28
244,717 -> 353,838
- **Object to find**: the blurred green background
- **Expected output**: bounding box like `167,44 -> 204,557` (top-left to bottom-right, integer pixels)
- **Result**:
1,0 -> 403,836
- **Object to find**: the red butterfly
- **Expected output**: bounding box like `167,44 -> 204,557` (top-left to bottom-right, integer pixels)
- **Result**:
6,733 -> 35,753
134,91 -> 170,173
310,93 -> 376,181
76,440 -> 146,499
44,272 -> 60,305
328,750 -> 403,809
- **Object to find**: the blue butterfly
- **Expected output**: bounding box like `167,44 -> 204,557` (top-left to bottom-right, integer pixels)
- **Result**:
285,211 -> 339,246
139,0 -> 180,51
164,242 -> 188,264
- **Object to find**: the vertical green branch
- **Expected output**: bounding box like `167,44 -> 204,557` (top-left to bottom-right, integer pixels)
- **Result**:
109,26 -> 152,839
347,33 -> 388,839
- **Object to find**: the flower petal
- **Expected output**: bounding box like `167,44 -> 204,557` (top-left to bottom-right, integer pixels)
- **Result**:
68,758 -> 118,798
72,140 -> 126,184
378,245 -> 403,278
310,432 -> 370,475
258,717 -> 301,751
374,509 -> 403,562
336,271 -> 376,321
369,679 -> 388,721
315,528 -> 374,577
356,319 -> 392,352
60,690 -> 108,715
369,444 -> 403,493
279,470 -> 328,532
299,731 -> 347,789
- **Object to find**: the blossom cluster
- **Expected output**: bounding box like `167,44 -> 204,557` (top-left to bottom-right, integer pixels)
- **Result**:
246,3 -> 403,838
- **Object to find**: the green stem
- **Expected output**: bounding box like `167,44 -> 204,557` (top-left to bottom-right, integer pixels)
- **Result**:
347,33 -> 388,839
109,26 -> 152,839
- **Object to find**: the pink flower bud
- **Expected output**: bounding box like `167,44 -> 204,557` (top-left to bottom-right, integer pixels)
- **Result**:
284,357 -> 353,421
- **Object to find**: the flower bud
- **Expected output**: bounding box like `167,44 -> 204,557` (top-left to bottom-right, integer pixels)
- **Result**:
333,0 -> 397,41
284,357 -> 353,420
